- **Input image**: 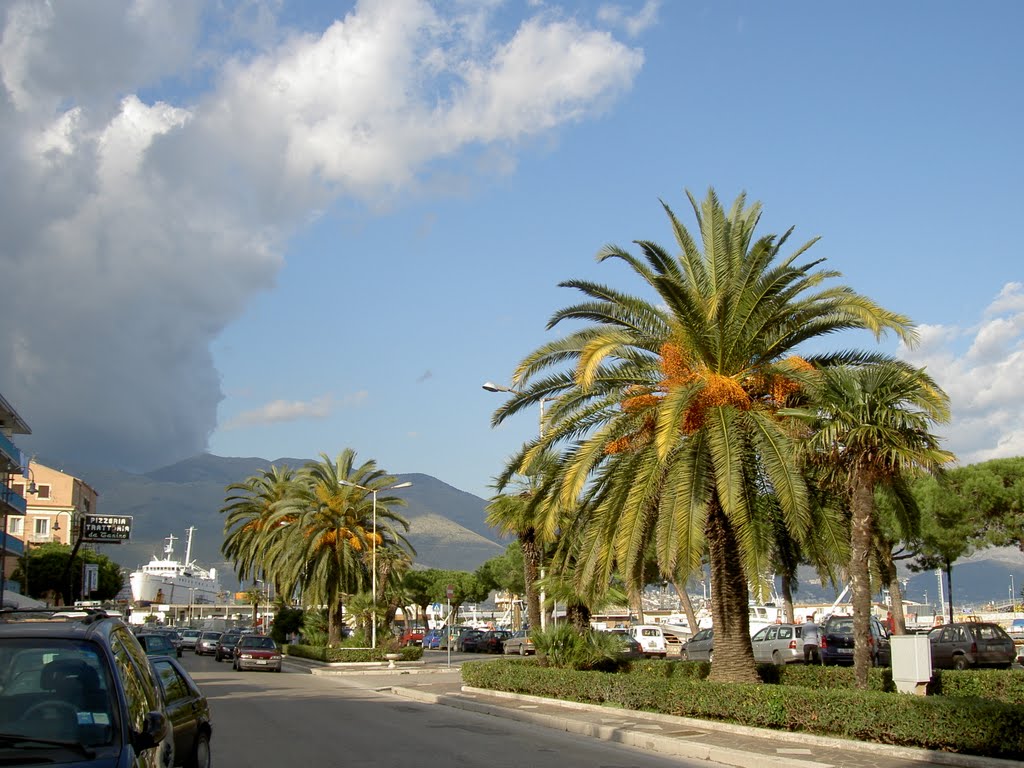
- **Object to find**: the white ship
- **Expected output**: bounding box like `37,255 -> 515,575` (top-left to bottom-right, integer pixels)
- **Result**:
129,527 -> 222,604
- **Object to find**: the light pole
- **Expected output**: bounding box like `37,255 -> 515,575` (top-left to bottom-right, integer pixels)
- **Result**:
339,479 -> 413,649
483,381 -> 550,629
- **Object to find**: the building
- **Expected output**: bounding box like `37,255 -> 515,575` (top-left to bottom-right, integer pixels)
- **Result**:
0,392 -> 32,598
5,460 -> 99,548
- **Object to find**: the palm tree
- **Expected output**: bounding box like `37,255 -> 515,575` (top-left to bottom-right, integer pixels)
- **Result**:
486,452 -> 561,632
787,361 -> 952,687
221,465 -> 301,589
278,450 -> 412,645
492,188 -> 914,682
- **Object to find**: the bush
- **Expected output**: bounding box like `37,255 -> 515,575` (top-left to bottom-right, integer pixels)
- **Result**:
532,625 -> 632,672
461,659 -> 1024,759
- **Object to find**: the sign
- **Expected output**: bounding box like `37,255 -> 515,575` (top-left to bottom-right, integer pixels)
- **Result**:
80,515 -> 133,543
445,584 -> 454,599
83,563 -> 99,594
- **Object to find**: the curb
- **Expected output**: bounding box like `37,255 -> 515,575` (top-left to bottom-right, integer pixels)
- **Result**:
389,684 -> 1022,768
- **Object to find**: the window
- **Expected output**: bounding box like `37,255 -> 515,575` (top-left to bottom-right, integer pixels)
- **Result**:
152,659 -> 190,704
35,485 -> 50,499
6,517 -> 23,535
33,518 -> 49,536
10,483 -> 24,497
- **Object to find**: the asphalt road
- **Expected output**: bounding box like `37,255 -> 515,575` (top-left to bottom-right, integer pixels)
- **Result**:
177,651 -> 723,768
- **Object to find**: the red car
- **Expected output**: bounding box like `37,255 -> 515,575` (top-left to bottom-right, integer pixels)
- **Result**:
232,635 -> 283,672
400,626 -> 426,647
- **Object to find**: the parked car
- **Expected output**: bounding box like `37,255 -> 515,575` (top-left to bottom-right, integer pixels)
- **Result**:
750,623 -> 804,664
819,615 -> 891,666
459,629 -> 485,652
682,628 -> 714,662
214,631 -> 243,662
232,635 -> 283,672
152,629 -> 183,657
927,622 -> 1016,670
628,625 -> 668,658
178,628 -> 202,650
0,608 -> 174,766
150,654 -> 213,766
137,631 -> 180,658
422,628 -> 444,650
195,631 -> 222,656
478,629 -> 513,654
502,630 -> 535,656
399,626 -> 426,647
602,631 -> 645,659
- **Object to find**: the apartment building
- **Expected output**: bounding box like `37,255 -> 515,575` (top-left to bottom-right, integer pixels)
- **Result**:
6,460 -> 99,548
0,392 -> 31,594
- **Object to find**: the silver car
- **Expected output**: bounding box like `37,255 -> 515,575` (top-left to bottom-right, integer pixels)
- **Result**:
751,623 -> 804,664
682,628 -> 714,662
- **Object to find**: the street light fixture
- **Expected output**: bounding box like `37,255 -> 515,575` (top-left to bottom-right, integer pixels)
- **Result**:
338,479 -> 413,649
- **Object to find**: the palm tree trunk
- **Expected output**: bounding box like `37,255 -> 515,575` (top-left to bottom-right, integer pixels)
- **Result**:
877,546 -> 906,634
672,579 -> 700,633
779,571 -> 795,624
521,532 -> 542,631
328,598 -> 345,646
566,601 -> 590,632
849,471 -> 875,689
705,494 -> 758,683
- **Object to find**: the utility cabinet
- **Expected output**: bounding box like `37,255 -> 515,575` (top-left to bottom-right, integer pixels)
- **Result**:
891,634 -> 932,695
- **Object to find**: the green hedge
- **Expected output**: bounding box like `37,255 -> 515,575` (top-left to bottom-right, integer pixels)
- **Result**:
284,643 -> 423,663
462,659 -> 1024,759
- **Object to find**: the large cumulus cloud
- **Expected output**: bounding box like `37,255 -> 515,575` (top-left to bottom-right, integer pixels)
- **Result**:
0,0 -> 643,470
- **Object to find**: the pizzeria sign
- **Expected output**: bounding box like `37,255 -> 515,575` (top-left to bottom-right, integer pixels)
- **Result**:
80,515 -> 133,543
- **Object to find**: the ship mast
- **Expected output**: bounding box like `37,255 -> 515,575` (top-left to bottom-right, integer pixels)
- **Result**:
184,526 -> 195,566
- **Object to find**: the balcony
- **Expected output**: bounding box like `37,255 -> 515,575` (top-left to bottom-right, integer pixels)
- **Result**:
27,533 -> 55,544
1,486 -> 27,515
0,431 -> 20,472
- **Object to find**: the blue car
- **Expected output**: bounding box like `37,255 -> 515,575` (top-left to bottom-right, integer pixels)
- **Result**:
422,628 -> 443,650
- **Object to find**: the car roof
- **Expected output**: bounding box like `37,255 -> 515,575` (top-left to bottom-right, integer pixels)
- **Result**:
0,611 -> 126,644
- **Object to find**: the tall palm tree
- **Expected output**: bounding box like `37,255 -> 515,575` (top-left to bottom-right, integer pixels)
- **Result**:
278,450 -> 412,645
787,361 -> 952,687
492,188 -> 914,682
220,465 -> 300,588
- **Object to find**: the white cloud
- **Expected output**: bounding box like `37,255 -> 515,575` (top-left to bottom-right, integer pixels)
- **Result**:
597,0 -> 660,38
902,283 -> 1024,466
0,1 -> 643,471
223,394 -> 338,429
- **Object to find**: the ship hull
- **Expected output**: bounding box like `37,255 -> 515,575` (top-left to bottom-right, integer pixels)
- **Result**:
129,570 -> 221,604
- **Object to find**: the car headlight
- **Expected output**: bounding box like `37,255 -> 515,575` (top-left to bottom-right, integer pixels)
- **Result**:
241,653 -> 253,659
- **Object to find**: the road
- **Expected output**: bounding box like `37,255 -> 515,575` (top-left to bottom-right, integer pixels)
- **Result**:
178,650 -> 721,768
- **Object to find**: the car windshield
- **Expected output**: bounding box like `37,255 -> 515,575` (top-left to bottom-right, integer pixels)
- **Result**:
0,639 -> 116,749
240,637 -> 276,649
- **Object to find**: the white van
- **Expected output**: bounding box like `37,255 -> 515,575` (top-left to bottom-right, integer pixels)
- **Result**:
628,624 -> 668,658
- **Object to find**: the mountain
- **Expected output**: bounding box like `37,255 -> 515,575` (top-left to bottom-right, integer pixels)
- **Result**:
40,453 -> 1024,607
56,453 -> 503,591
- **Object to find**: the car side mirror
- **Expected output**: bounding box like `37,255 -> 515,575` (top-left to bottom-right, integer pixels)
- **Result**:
134,711 -> 169,751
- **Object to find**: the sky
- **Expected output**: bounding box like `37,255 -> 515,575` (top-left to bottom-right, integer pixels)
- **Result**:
1,0 -> 1022,502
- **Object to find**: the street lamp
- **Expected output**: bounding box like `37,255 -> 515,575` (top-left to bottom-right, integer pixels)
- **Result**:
338,479 -> 413,649
483,381 -> 550,629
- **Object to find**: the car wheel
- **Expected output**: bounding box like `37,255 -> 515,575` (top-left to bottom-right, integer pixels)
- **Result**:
708,651 -> 714,664
953,655 -> 970,671
681,650 -> 689,661
520,644 -> 528,656
185,731 -> 211,768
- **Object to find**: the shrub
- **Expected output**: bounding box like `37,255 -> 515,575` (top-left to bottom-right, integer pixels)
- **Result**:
461,659 -> 1024,758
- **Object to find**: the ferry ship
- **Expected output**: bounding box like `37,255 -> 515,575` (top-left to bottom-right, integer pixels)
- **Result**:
128,527 -> 222,604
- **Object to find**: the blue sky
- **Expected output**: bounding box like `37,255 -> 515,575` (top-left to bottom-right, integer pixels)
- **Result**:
2,1 -> 1021,500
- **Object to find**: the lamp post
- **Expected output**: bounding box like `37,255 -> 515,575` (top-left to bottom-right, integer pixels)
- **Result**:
338,479 -> 413,649
483,381 -> 550,630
